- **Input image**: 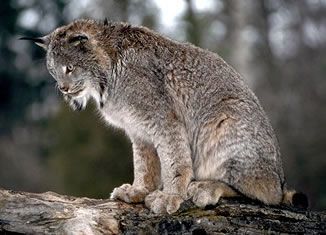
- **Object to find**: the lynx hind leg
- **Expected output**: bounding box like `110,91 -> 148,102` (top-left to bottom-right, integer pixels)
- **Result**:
187,181 -> 238,208
234,169 -> 283,205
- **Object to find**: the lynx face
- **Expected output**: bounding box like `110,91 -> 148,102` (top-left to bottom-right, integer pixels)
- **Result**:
21,19 -> 110,110
46,31 -> 96,110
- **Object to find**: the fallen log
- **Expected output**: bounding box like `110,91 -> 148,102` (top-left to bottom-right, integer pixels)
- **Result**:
0,188 -> 325,234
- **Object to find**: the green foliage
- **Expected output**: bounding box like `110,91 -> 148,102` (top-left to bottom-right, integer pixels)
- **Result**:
46,103 -> 133,198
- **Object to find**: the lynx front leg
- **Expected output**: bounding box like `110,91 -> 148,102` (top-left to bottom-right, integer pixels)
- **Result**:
145,127 -> 193,214
111,140 -> 160,203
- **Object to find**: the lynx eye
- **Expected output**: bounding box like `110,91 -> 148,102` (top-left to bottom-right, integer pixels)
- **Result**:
68,34 -> 88,46
66,64 -> 74,74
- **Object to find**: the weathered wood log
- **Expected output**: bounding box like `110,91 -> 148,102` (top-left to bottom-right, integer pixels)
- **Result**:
0,188 -> 325,234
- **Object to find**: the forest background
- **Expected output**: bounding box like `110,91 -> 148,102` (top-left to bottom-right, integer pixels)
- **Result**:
0,0 -> 325,210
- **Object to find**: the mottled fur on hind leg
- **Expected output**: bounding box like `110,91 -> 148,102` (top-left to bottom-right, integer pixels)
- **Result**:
187,181 -> 238,208
233,169 -> 284,205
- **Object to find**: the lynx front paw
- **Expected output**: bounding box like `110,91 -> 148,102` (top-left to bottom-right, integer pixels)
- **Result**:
144,190 -> 184,214
110,184 -> 149,203
187,182 -> 222,208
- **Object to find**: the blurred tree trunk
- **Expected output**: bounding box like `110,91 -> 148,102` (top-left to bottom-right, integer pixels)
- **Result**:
0,189 -> 325,234
228,0 -> 257,88
184,0 -> 202,46
251,0 -> 282,122
97,0 -> 130,21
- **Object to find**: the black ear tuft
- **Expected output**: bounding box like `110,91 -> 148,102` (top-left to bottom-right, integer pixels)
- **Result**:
104,18 -> 109,26
19,36 -> 49,50
19,36 -> 44,43
292,192 -> 309,209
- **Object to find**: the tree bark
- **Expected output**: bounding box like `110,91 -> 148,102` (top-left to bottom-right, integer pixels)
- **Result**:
0,188 -> 325,234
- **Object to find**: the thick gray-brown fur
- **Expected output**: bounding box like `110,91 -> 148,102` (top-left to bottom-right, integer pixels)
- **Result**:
25,19 -> 298,214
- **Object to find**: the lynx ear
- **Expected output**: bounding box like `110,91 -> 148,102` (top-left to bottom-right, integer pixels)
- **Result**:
19,35 -> 50,50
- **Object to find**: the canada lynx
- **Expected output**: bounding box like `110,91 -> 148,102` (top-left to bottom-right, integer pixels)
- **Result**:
22,19 -> 308,214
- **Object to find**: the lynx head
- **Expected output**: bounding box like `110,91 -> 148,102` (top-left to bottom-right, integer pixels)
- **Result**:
21,19 -> 114,110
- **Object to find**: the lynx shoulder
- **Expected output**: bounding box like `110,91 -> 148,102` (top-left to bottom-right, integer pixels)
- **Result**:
22,19 -> 308,214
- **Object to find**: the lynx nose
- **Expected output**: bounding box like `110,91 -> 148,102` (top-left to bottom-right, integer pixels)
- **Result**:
59,84 -> 70,93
